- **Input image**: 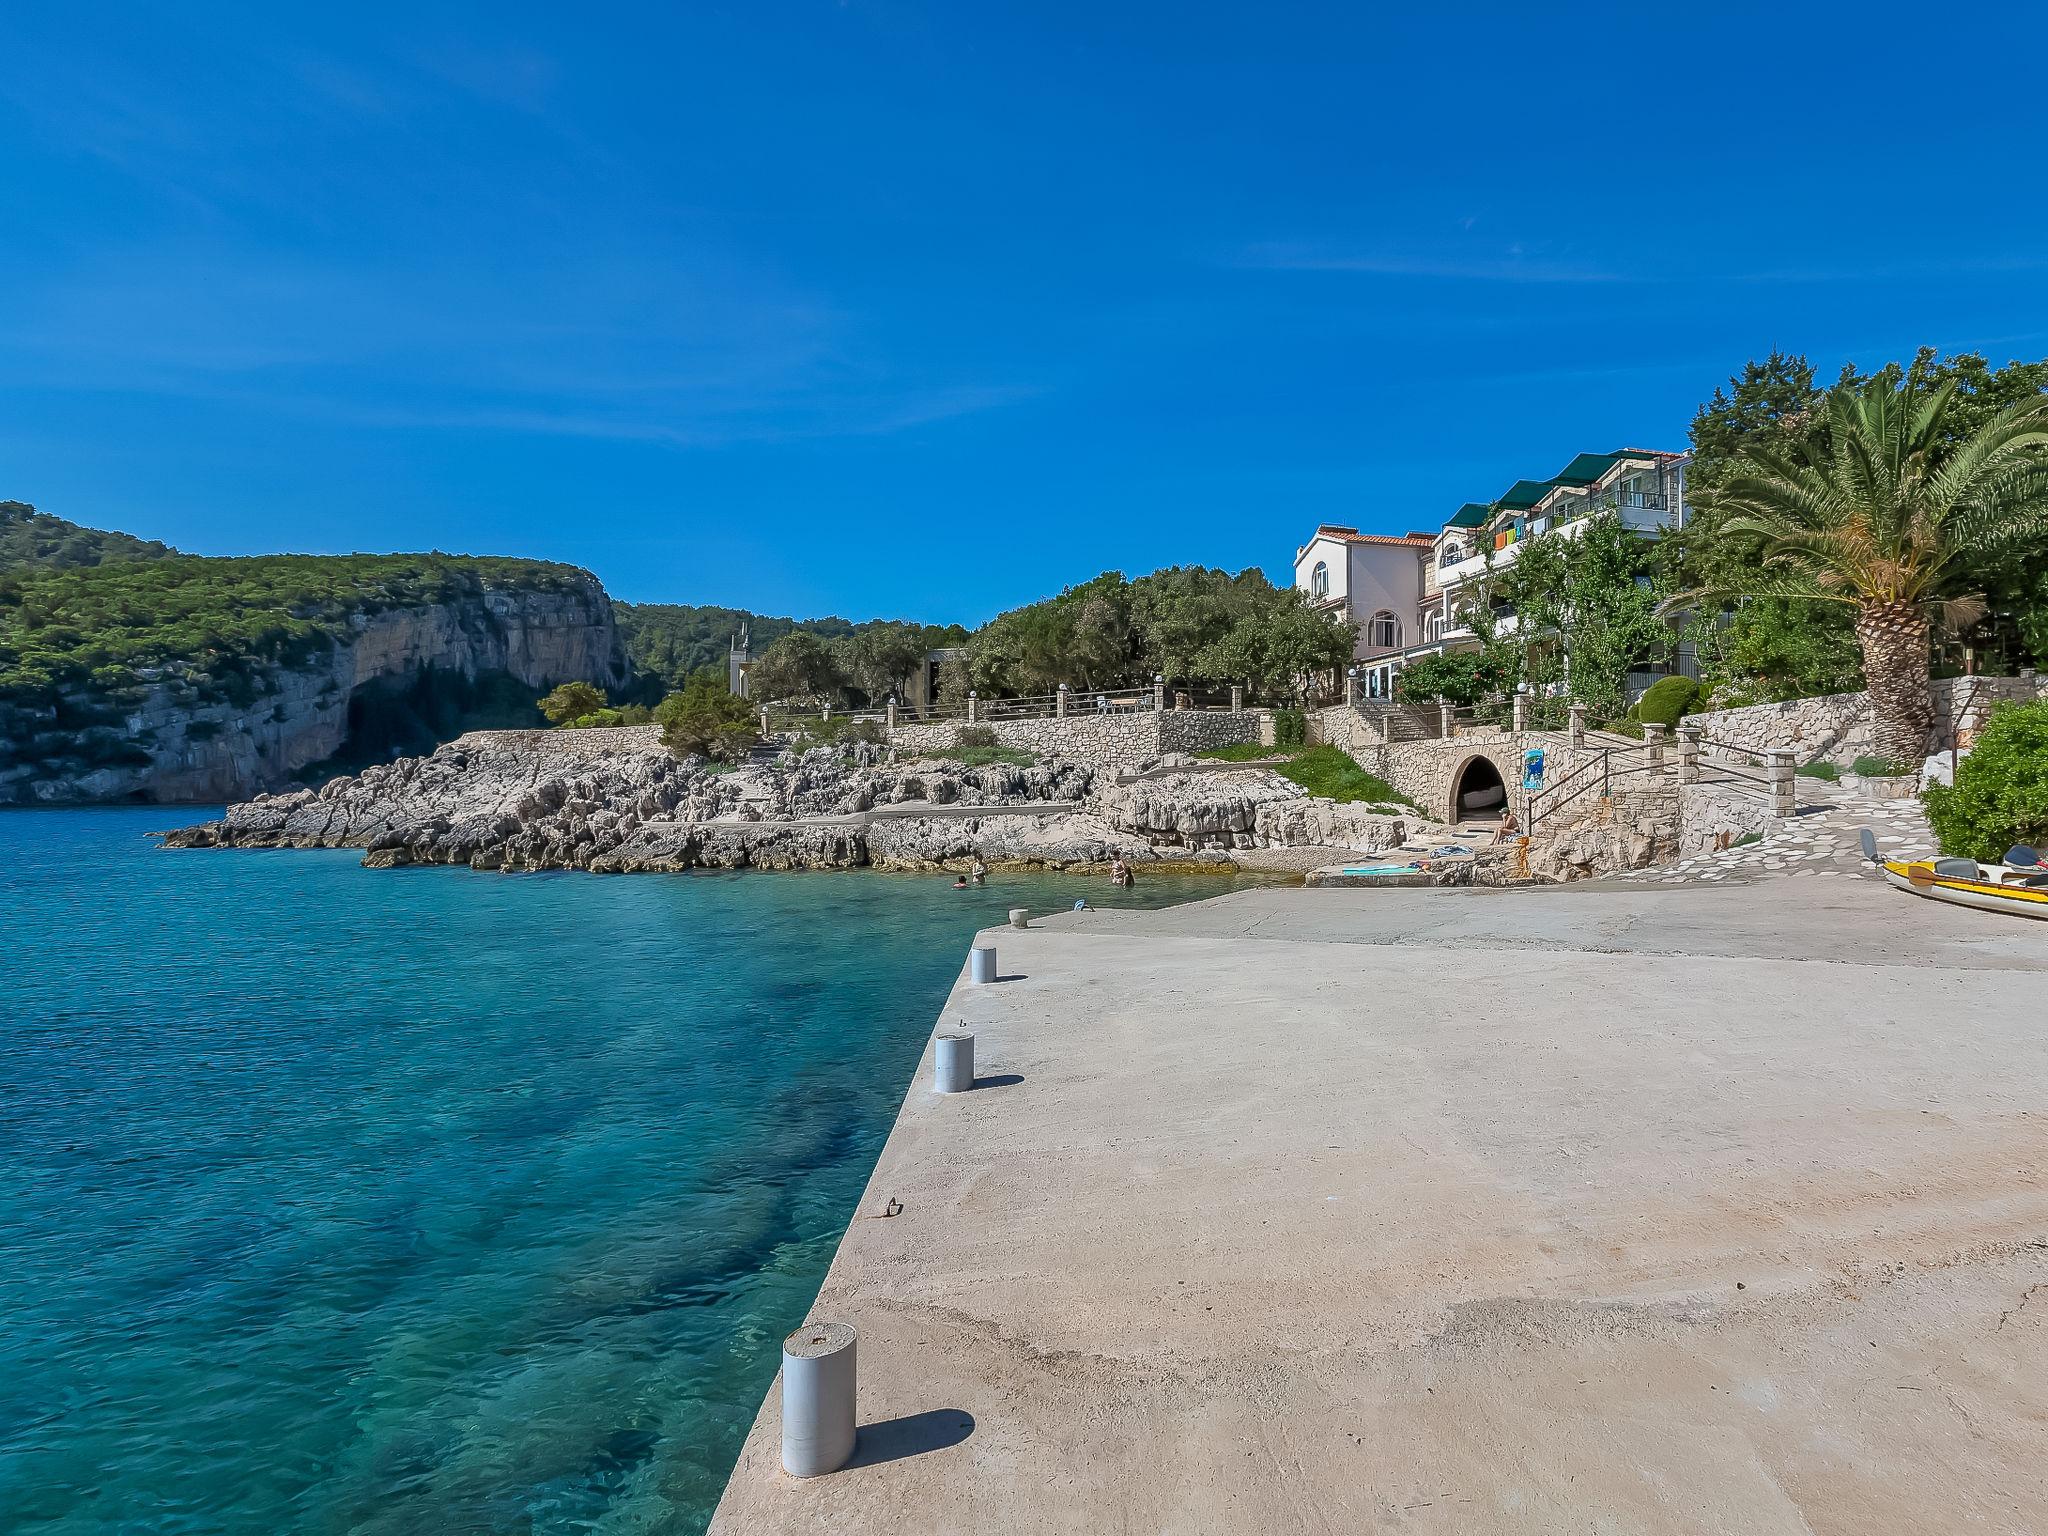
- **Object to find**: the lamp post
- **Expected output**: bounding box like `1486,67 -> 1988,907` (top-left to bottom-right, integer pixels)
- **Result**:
1153,673 -> 1165,712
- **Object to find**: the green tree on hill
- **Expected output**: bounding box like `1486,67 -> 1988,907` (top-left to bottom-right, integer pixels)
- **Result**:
1681,348 -> 2048,692
746,630 -> 842,703
1697,376 -> 2048,762
538,681 -> 607,724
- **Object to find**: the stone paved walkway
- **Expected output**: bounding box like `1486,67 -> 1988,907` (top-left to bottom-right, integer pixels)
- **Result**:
1612,782 -> 1936,886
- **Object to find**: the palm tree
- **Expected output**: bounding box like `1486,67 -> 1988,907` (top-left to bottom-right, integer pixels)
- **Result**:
1702,376 -> 2048,764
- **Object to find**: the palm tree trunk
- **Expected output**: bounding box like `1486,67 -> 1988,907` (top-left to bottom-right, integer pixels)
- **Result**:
1855,600 -> 1933,765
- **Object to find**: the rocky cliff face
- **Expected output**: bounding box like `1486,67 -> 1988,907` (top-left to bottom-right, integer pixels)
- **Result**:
3,579 -> 626,805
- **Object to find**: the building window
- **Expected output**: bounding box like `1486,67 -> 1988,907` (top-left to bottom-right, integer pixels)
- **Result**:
1369,611 -> 1399,649
1310,560 -> 1329,599
1439,542 -> 1465,568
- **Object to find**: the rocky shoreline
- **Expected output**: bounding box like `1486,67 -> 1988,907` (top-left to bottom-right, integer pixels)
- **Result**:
162,725 -> 1444,875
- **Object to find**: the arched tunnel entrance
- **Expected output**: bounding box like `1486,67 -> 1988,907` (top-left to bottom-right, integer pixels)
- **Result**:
1450,754 -> 1508,826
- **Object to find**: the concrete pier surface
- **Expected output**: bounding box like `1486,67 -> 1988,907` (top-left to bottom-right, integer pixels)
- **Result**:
710,878 -> 2048,1533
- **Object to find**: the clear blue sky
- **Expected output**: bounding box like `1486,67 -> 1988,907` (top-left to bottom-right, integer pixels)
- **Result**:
5,4 -> 2046,625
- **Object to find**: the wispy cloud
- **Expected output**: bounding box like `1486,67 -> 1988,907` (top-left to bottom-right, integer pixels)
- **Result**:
1231,241 -> 1626,284
330,383 -> 1040,448
0,245 -> 1034,449
1724,254 -> 2048,284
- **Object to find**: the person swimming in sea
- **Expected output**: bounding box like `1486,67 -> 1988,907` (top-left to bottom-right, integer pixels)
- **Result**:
1109,855 -> 1133,888
970,858 -> 988,884
952,874 -> 969,889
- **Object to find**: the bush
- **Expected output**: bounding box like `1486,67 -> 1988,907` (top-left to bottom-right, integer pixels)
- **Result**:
1851,754 -> 1915,778
1633,675 -> 1700,729
1924,700 -> 2048,860
1272,707 -> 1306,748
1796,760 -> 1841,781
1597,718 -> 1645,739
563,704 -> 652,729
1392,647 -> 1516,708
793,715 -> 886,751
654,678 -> 756,761
955,723 -> 999,748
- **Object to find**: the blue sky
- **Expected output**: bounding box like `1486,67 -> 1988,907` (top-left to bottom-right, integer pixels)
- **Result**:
5,3 -> 2047,625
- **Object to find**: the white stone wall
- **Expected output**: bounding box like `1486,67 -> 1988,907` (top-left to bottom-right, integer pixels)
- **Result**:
1686,675 -> 2044,765
889,710 -> 1259,769
1679,781 -> 1780,856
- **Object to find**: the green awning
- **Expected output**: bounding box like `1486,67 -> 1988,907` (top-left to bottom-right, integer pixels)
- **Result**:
1551,452 -> 1620,487
1494,478 -> 1553,511
1446,502 -> 1491,528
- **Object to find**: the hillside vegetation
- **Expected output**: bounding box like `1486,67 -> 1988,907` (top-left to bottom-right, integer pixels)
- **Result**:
0,551 -> 595,705
0,500 -> 177,570
616,602 -> 966,696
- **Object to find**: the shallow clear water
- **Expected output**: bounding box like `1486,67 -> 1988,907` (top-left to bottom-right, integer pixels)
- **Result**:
0,809 -> 1249,1535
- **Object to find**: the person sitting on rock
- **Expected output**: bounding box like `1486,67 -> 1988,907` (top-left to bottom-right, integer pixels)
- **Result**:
1492,806 -> 1520,845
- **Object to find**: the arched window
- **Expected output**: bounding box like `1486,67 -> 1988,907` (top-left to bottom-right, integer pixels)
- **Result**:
1310,560 -> 1329,599
1438,542 -> 1465,568
1369,611 -> 1399,650
1426,609 -> 1445,641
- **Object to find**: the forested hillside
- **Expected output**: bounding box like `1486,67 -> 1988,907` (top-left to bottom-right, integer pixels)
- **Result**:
1,551 -> 601,704
0,500 -> 177,570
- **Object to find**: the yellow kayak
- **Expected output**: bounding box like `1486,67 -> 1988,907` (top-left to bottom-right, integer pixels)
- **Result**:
1879,858 -> 2048,920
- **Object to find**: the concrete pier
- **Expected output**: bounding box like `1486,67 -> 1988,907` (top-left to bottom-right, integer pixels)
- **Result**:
712,878 -> 2048,1533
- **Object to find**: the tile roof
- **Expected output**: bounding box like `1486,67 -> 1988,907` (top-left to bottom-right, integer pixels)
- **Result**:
1305,524 -> 1435,549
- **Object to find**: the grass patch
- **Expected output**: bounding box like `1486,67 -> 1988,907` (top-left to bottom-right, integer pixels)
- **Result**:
1196,742 -> 1420,810
1796,760 -> 1841,781
1851,755 -> 1916,778
1281,745 -> 1421,808
1732,831 -> 1764,848
928,745 -> 1036,768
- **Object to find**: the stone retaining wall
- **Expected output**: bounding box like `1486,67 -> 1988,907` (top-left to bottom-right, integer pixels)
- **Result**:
1678,781 -> 1780,856
888,710 -> 1260,769
1685,675 -> 2043,765
450,724 -> 662,758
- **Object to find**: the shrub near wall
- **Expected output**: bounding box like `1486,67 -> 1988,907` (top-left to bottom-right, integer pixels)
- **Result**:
1924,699 -> 2048,861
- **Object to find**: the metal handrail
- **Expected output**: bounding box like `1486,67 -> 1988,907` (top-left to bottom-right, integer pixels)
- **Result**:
1528,741 -> 1675,830
1688,731 -> 1775,788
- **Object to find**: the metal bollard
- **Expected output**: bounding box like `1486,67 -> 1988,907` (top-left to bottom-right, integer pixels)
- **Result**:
781,1321 -> 857,1477
969,944 -> 997,984
934,1030 -> 975,1093
1009,907 -> 1030,929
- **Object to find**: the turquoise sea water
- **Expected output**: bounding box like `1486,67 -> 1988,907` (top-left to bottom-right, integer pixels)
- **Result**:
1,809 -> 1247,1535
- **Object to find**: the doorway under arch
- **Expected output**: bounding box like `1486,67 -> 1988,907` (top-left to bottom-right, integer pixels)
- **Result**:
1450,754 -> 1508,825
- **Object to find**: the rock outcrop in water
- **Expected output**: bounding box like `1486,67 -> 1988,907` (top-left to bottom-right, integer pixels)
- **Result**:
164,727 -> 1439,873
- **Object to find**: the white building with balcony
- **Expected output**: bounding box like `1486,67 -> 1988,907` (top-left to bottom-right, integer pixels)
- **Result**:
1291,524 -> 1437,676
1295,448 -> 1690,700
